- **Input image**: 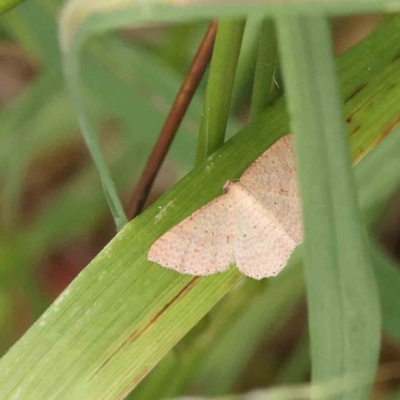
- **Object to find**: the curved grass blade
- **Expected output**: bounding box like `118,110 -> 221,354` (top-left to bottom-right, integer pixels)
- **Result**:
59,0 -> 398,54
62,49 -> 128,230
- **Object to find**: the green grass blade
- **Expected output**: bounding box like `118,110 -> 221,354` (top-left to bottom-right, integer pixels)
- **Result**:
354,125 -> 400,344
0,0 -> 25,15
1,0 -> 206,168
371,246 -> 400,343
129,352 -> 179,399
276,16 -> 380,399
230,16 -> 263,113
132,271 -> 301,399
199,252 -> 304,395
355,127 -> 400,227
196,19 -> 245,164
249,18 -> 279,122
59,1 -> 396,51
63,50 -> 128,230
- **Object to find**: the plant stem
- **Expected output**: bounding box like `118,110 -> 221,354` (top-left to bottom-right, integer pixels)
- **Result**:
196,19 -> 245,165
250,18 -> 279,122
126,22 -> 217,219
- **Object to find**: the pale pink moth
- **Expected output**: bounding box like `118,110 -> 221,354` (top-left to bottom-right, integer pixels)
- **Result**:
148,135 -> 302,280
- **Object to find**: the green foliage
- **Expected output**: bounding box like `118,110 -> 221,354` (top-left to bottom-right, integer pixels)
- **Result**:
0,0 -> 24,15
250,19 -> 279,121
196,19 -> 245,164
0,1 -> 400,399
277,17 -> 380,399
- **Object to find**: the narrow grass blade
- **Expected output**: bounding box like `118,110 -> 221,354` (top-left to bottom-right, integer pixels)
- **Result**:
249,18 -> 279,122
0,0 -> 25,15
230,16 -> 264,113
276,16 -> 380,399
58,0 -> 397,54
196,19 -> 245,164
63,51 -> 128,230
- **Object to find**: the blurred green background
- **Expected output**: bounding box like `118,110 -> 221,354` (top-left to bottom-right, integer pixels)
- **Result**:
0,1 -> 399,398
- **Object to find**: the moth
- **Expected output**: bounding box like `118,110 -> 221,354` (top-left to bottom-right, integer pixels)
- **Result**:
148,135 -> 302,280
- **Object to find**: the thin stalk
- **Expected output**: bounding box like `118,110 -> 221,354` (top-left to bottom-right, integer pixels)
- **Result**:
276,16 -> 380,400
249,18 -> 280,122
127,22 -> 217,220
196,19 -> 245,165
